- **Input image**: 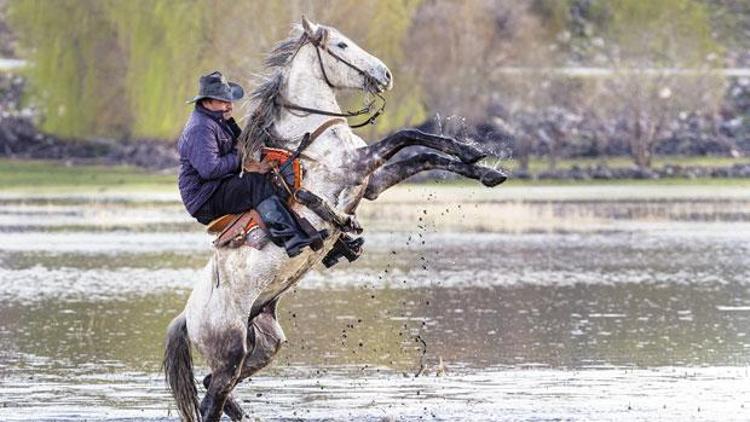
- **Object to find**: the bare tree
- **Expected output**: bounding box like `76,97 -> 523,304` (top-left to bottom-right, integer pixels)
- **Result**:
406,0 -> 548,124
591,0 -> 726,168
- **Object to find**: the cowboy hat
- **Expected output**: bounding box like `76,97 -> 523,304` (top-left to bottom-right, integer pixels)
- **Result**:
187,71 -> 244,104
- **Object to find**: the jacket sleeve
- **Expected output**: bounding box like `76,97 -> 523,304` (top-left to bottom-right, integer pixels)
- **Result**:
184,125 -> 240,180
226,117 -> 243,140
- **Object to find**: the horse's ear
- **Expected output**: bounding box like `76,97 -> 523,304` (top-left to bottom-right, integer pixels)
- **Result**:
301,16 -> 317,37
317,27 -> 329,45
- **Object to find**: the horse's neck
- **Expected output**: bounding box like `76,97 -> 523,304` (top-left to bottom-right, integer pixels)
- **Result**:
275,47 -> 342,140
271,46 -> 365,209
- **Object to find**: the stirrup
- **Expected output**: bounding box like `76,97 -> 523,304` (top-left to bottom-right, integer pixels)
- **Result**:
322,234 -> 364,268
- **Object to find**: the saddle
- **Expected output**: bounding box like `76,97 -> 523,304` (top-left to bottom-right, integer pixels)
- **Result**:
207,117 -> 346,251
207,147 -> 303,249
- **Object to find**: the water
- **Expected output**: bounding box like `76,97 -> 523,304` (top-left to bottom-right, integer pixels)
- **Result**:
1,186 -> 749,420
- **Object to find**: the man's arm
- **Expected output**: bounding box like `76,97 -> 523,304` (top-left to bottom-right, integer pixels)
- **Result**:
226,117 -> 243,140
184,125 -> 240,180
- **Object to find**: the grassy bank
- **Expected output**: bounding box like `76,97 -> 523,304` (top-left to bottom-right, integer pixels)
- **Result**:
0,159 -> 175,193
503,155 -> 747,173
1,158 -> 750,195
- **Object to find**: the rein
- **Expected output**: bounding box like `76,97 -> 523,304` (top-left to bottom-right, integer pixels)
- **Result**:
271,117 -> 346,202
278,30 -> 386,129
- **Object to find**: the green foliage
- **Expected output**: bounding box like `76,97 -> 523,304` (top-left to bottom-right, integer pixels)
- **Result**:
603,0 -> 721,66
363,0 -> 426,136
7,0 -> 425,141
8,0 -> 215,140
8,0 -> 130,139
106,0 -> 214,139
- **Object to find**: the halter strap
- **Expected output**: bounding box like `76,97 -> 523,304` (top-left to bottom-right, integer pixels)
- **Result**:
277,92 -> 385,129
279,29 -> 387,128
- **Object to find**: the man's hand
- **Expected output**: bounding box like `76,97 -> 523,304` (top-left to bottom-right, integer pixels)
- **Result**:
243,159 -> 271,174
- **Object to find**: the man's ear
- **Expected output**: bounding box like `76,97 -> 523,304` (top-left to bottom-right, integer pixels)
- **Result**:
301,16 -> 317,37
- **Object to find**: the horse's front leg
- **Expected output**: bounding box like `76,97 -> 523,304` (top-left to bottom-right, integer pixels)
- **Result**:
364,152 -> 507,200
294,188 -> 362,233
351,129 -> 487,177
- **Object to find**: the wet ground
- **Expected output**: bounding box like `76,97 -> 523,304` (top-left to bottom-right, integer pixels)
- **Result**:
0,185 -> 749,421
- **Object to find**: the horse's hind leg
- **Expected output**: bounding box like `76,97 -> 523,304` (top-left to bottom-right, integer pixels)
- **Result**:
364,152 -> 508,200
202,374 -> 247,421
199,328 -> 247,422
242,299 -> 287,378
198,301 -> 285,421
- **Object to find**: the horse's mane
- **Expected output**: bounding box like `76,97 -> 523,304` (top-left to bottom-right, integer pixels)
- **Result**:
238,27 -> 309,160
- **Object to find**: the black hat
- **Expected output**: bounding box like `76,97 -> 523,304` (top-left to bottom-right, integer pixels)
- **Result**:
187,71 -> 244,103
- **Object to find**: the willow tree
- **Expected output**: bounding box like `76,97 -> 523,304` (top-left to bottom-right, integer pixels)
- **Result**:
8,0 -> 425,142
8,0 -> 214,140
361,0 -> 426,138
106,0 -> 214,139
8,0 -> 130,139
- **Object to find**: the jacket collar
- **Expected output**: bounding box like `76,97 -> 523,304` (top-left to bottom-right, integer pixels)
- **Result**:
195,103 -> 226,123
194,103 -> 238,139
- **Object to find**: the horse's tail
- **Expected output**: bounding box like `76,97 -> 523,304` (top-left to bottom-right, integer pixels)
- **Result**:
163,312 -> 201,422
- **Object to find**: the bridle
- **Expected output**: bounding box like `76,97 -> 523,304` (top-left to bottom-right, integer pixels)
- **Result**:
277,29 -> 387,129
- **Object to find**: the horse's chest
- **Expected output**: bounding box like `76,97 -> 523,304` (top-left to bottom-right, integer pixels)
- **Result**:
252,237 -> 337,312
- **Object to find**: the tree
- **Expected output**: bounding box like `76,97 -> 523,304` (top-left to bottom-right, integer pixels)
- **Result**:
592,0 -> 725,168
8,0 -> 130,139
406,0 -> 547,125
7,0 -> 424,141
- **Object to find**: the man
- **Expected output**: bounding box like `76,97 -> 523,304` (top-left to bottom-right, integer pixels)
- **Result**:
177,71 -> 319,257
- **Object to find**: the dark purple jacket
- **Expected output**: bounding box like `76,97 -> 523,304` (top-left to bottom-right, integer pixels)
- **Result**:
177,105 -> 242,215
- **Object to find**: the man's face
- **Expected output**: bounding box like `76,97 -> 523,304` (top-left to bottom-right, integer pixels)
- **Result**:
203,99 -> 233,116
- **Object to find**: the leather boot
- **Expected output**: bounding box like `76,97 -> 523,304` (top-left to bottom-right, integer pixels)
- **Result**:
256,196 -> 323,257
322,234 -> 365,268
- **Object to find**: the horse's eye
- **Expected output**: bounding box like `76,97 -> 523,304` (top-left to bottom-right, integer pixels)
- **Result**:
337,41 -> 348,49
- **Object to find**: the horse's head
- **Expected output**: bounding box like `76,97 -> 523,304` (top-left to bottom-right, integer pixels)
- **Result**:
300,16 -> 393,94
239,18 -> 395,158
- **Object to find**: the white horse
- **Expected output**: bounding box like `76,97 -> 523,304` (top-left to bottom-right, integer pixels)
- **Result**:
164,17 -> 507,421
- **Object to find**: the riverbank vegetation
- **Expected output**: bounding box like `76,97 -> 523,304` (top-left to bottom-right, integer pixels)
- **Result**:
1,0 -> 750,171
2,158 -> 749,194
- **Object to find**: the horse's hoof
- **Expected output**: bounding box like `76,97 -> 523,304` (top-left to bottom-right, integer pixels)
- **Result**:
480,168 -> 508,187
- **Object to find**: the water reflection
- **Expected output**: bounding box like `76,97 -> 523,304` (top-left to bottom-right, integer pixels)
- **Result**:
1,187 -> 749,420
2,283 -> 750,379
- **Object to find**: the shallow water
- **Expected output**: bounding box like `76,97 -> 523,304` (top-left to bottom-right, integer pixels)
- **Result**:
0,186 -> 749,421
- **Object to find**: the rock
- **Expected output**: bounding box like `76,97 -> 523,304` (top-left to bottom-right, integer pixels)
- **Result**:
591,165 -> 614,179
631,167 -> 659,180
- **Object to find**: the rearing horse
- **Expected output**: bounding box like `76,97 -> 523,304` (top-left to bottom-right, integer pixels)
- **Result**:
164,17 -> 507,422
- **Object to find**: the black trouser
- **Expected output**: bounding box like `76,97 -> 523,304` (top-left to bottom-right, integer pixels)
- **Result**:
193,173 -> 279,225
